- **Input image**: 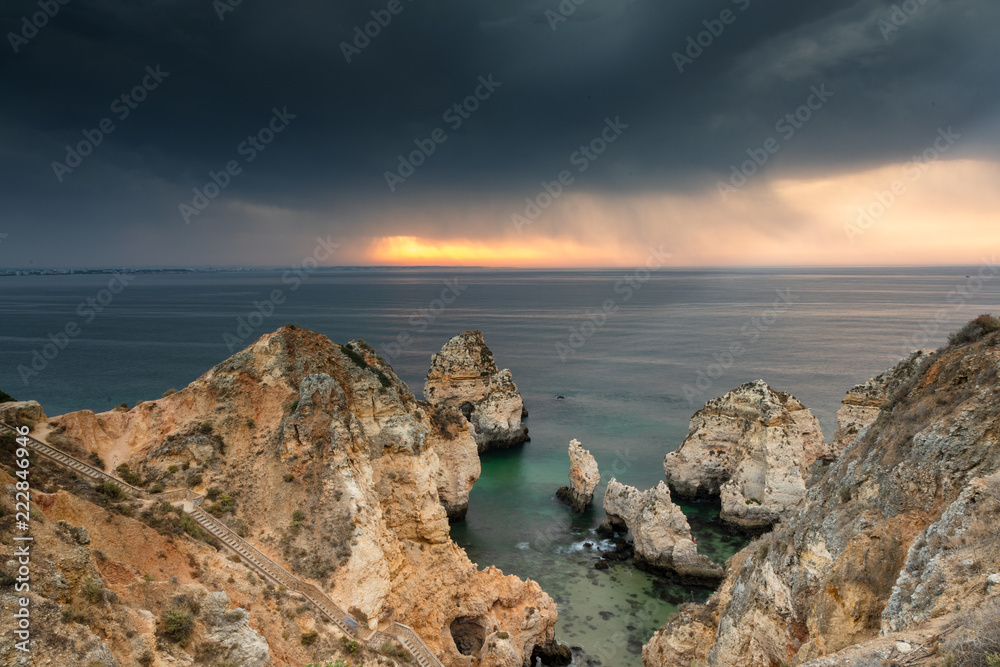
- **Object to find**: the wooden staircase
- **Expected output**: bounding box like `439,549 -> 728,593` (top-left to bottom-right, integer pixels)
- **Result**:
1,421 -> 444,667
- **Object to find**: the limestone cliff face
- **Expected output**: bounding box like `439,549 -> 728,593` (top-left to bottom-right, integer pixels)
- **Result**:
832,350 -> 932,453
556,439 -> 600,512
424,331 -> 528,453
0,400 -> 46,426
663,380 -> 829,529
644,332 -> 1000,667
603,479 -> 723,584
46,326 -> 556,667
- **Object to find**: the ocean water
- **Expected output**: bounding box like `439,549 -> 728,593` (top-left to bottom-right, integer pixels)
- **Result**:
2,266 -> 998,665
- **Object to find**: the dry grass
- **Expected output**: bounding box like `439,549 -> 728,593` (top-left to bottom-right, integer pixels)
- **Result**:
942,599 -> 1000,667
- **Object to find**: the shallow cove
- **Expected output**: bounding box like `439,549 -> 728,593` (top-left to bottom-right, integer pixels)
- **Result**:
450,446 -> 750,665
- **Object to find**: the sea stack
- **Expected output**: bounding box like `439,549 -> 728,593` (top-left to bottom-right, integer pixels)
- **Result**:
663,379 -> 830,530
603,479 -> 723,584
23,326 -> 558,667
424,330 -> 529,453
556,439 -> 600,512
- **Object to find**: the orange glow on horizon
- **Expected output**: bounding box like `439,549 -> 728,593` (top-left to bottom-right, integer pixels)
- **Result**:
367,235 -> 634,267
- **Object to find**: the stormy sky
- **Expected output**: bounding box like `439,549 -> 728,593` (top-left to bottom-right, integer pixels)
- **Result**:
1,0 -> 998,267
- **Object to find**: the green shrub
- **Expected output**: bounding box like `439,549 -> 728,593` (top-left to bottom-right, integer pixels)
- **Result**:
95,481 -> 126,500
82,578 -> 105,604
300,630 -> 319,646
161,608 -> 195,645
283,472 -> 295,482
168,465 -> 179,473
178,513 -> 205,540
115,463 -> 143,487
340,636 -> 360,655
0,389 -> 15,403
149,483 -> 164,493
290,400 -> 299,412
380,640 -> 412,661
198,422 -> 213,434
87,451 -> 106,470
206,486 -> 222,501
949,314 -> 1000,346
162,388 -> 177,397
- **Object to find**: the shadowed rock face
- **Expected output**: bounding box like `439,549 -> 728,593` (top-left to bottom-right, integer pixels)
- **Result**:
424,331 -> 529,453
644,331 -> 1000,667
556,439 -> 600,512
664,379 -> 829,529
45,325 -> 557,667
603,479 -> 724,584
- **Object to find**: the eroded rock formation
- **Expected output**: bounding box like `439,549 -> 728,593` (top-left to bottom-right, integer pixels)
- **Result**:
424,331 -> 529,452
832,350 -> 931,453
556,439 -> 600,512
663,380 -> 829,529
603,479 -> 723,584
644,329 -> 1000,666
28,325 -> 556,667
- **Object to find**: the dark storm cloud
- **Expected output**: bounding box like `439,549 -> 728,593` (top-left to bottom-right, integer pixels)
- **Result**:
0,0 -> 997,264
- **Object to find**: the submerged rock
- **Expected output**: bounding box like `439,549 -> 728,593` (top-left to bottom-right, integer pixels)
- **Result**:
663,379 -> 829,529
424,330 -> 529,452
603,479 -> 723,584
556,439 -> 600,512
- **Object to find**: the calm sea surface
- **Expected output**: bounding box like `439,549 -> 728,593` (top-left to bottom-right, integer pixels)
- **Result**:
2,266 -> 998,664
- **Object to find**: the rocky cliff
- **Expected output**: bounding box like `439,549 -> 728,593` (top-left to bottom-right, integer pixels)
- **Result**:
3,326 -> 558,667
424,331 -> 529,453
664,380 -> 829,529
644,322 -> 1000,667
832,350 -> 931,453
603,479 -> 724,584
556,439 -> 600,512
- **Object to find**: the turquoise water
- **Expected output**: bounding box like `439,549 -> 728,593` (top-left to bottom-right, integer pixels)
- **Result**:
2,267 -> 998,664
